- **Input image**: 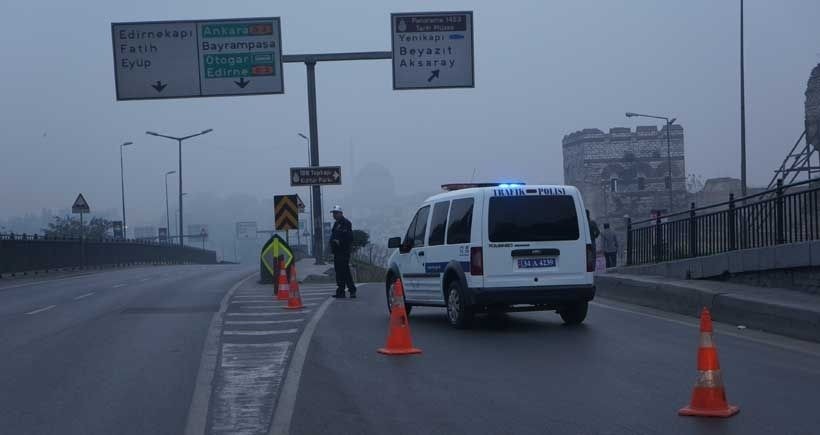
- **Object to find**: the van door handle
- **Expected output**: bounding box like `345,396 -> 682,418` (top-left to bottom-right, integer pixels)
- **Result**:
417,251 -> 425,256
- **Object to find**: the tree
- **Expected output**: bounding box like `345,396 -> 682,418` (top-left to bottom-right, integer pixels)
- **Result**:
351,229 -> 370,252
43,216 -> 112,239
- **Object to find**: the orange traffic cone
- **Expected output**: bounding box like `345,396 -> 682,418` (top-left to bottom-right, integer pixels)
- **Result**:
284,265 -> 305,310
378,279 -> 421,355
276,259 -> 290,301
679,307 -> 740,418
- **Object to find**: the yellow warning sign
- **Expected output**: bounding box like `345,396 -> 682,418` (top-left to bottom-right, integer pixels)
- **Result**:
274,194 -> 299,230
260,234 -> 294,275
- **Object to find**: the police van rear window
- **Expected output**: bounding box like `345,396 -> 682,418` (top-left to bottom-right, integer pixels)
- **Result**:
488,196 -> 579,242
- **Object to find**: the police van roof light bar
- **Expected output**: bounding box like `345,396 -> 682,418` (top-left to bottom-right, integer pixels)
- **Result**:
441,182 -> 526,191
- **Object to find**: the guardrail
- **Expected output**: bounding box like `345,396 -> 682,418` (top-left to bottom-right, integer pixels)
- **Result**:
0,234 -> 216,275
626,178 -> 820,266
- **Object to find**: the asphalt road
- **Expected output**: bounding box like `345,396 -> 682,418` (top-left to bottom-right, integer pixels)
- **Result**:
291,283 -> 820,435
0,264 -> 256,435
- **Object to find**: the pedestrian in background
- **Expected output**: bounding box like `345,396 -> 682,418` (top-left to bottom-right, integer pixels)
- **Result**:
330,205 -> 356,298
602,223 -> 619,268
587,210 -> 600,253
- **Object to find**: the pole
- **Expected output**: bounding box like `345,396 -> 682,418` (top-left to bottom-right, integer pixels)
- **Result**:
306,59 -> 324,264
667,120 -> 673,213
178,139 -> 184,247
740,0 -> 748,196
165,173 -> 171,239
120,145 -> 127,237
80,211 -> 85,269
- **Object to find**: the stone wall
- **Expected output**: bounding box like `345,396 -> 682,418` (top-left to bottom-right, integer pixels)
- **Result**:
806,63 -> 820,148
562,125 -> 687,232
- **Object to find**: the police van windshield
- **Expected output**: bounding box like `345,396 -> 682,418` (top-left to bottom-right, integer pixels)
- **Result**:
488,196 -> 579,242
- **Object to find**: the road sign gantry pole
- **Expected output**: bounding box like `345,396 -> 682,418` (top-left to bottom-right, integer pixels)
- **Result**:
283,51 -> 392,265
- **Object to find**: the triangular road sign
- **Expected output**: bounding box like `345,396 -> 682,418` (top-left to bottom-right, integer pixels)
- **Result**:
72,193 -> 90,214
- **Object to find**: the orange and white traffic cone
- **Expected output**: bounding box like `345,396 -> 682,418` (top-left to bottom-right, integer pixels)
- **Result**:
679,307 -> 740,418
276,259 -> 290,301
378,279 -> 421,355
284,265 -> 305,310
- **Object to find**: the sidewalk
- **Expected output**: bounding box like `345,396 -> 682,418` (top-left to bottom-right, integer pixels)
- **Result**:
294,258 -> 333,282
596,272 -> 820,342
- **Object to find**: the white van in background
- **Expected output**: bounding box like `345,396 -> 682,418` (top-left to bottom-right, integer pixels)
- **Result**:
387,183 -> 595,328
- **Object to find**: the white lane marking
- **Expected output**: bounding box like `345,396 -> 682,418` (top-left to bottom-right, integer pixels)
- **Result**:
184,272 -> 257,435
225,319 -> 304,326
592,300 -> 820,357
227,311 -> 310,317
0,272 -> 95,291
113,283 -> 126,288
73,292 -> 95,300
139,278 -> 152,282
209,342 -> 291,434
270,297 -> 335,435
25,305 -> 57,315
239,303 -> 316,310
223,329 -> 299,336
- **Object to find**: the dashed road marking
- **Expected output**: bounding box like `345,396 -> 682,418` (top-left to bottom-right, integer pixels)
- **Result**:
225,319 -> 304,326
73,292 -> 95,300
223,329 -> 299,336
140,277 -> 151,282
113,283 -> 126,288
25,305 -> 57,315
227,311 -> 311,317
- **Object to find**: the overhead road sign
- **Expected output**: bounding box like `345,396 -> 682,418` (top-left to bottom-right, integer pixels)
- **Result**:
260,234 -> 294,275
274,195 -> 299,230
290,166 -> 342,186
72,194 -> 90,214
111,17 -> 283,100
134,226 -> 157,240
391,11 -> 474,90
236,221 -> 258,240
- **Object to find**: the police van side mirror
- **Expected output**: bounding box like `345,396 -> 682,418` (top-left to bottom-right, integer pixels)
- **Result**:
388,237 -> 402,249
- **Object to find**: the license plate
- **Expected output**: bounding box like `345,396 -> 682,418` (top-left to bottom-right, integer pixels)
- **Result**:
517,258 -> 556,268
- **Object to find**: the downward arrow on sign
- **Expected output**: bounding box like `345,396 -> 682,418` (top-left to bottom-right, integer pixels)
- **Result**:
151,81 -> 167,92
235,77 -> 250,88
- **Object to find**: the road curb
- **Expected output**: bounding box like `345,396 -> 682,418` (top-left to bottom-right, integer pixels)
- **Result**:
596,274 -> 820,343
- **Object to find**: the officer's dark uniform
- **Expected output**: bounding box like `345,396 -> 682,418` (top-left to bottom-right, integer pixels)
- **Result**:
330,216 -> 356,297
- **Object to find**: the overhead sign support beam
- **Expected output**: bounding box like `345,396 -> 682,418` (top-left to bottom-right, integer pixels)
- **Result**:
282,51 -> 391,265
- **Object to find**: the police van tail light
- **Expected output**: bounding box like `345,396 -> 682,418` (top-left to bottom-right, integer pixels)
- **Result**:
586,244 -> 595,272
470,247 -> 484,276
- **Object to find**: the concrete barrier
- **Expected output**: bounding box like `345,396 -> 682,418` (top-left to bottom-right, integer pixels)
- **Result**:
597,273 -> 820,343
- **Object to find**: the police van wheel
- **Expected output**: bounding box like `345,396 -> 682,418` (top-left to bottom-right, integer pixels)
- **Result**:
385,277 -> 412,316
559,301 -> 588,325
446,281 -> 473,329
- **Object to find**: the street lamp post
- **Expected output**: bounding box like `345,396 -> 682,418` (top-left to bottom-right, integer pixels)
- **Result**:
626,112 -> 677,213
146,129 -> 212,246
120,141 -> 133,237
298,132 -> 315,257
164,170 -> 176,240
740,0 -> 748,196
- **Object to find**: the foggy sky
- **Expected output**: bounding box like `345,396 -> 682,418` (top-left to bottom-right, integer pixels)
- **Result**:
2,0 -> 819,228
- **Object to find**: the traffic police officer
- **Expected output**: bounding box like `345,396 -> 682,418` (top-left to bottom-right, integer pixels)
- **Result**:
330,205 -> 356,298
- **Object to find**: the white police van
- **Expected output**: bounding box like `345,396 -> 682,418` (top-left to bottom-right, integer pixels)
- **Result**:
386,183 -> 595,328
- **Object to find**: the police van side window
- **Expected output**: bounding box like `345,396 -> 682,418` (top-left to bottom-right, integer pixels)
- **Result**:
413,206 -> 430,247
446,198 -> 474,244
402,213 -> 419,248
427,201 -> 450,246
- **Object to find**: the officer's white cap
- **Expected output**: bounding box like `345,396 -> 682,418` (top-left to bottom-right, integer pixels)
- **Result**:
330,205 -> 343,213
